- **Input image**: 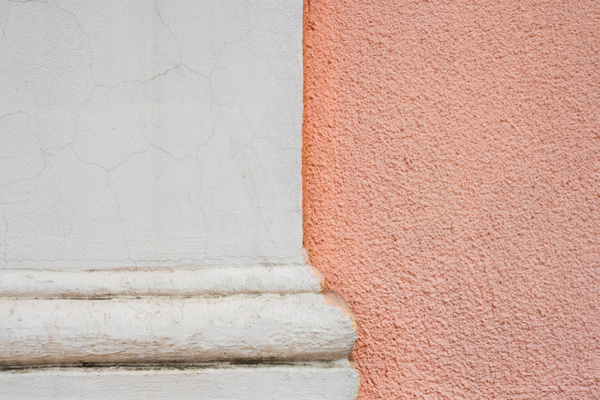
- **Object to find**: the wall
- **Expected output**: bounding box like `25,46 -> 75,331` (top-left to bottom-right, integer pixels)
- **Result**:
0,0 -> 303,269
0,2 -> 360,398
304,1 -> 600,398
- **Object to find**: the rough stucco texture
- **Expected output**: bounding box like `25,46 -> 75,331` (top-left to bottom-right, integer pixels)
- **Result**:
303,1 -> 600,398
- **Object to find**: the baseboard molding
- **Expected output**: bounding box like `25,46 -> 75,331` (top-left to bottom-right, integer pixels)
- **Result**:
0,362 -> 360,400
0,292 -> 355,366
0,265 -> 325,298
0,265 -> 358,397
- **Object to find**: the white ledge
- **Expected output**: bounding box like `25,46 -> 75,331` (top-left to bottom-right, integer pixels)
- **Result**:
0,265 -> 325,298
0,293 -> 356,366
0,362 -> 360,400
0,265 -> 358,396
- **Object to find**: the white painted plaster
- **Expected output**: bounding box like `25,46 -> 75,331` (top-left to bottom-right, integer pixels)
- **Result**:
0,265 -> 324,298
0,362 -> 360,400
0,0 -> 303,268
0,1 -> 359,394
0,293 -> 356,366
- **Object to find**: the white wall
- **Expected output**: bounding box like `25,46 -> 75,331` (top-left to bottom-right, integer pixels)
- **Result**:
0,0 -> 303,269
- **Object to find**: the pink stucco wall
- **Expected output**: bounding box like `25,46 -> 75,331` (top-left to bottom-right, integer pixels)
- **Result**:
303,1 -> 600,398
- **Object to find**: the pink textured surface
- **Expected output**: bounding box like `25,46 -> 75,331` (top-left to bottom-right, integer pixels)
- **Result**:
303,1 -> 600,398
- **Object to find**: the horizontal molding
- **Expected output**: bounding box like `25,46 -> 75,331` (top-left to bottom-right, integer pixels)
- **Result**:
0,362 -> 359,400
0,265 -> 324,298
0,293 -> 356,366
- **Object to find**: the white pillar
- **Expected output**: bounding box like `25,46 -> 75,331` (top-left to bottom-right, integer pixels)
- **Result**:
0,1 -> 358,398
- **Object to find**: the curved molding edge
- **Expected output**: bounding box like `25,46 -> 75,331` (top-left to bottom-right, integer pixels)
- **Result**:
0,265 -> 325,298
0,266 -> 355,367
0,293 -> 356,366
0,265 -> 359,397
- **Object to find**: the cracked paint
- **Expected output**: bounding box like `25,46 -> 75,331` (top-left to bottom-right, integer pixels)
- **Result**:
0,0 -> 303,268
